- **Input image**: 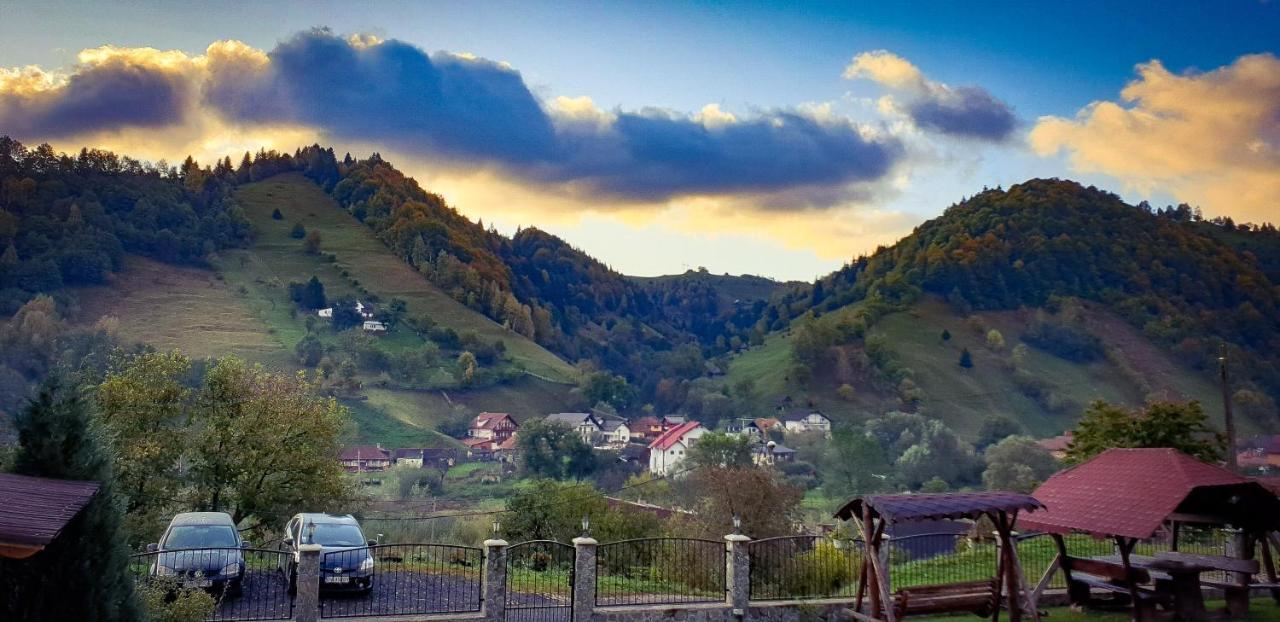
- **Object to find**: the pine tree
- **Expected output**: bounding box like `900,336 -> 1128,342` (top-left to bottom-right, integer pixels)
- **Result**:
958,348 -> 973,368
1,377 -> 139,621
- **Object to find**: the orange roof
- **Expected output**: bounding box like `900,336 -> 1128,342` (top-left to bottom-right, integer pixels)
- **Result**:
648,421 -> 702,451
1036,431 -> 1073,453
496,435 -> 518,450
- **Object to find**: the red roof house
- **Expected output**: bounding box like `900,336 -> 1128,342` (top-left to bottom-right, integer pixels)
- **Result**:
469,412 -> 518,442
338,445 -> 392,472
1018,448 -> 1280,539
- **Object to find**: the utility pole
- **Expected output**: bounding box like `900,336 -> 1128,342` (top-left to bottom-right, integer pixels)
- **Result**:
1220,344 -> 1238,472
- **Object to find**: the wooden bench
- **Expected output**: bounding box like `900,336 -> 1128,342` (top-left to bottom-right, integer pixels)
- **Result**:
1062,556 -> 1166,613
892,578 -> 999,618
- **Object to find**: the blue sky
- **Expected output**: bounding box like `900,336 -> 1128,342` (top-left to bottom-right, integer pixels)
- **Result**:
1,0 -> 1277,279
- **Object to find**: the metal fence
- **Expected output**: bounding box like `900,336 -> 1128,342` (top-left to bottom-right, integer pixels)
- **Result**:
595,538 -> 726,606
886,532 -> 997,590
748,535 -> 863,600
129,547 -> 293,621
506,540 -> 574,622
318,543 -> 484,619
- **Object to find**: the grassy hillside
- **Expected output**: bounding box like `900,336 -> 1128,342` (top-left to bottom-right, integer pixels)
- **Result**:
727,296 -> 1232,438
71,173 -> 580,446
227,173 -> 576,382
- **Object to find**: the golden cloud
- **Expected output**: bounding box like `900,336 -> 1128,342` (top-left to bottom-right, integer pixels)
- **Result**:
1030,54 -> 1280,223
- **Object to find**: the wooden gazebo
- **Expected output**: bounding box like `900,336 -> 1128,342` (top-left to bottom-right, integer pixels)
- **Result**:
1019,449 -> 1280,620
834,491 -> 1045,622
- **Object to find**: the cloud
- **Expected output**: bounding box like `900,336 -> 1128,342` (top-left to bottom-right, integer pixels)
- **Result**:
0,29 -> 904,208
1030,53 -> 1280,223
0,46 -> 198,138
844,50 -> 1017,142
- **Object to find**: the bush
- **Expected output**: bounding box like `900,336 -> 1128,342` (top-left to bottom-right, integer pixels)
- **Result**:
271,208 -> 283,220
290,222 -> 306,238
777,541 -> 857,597
138,582 -> 217,622
1024,317 -> 1103,362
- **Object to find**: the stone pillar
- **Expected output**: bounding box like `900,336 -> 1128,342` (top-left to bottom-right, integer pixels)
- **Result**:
295,544 -> 323,622
483,539 -> 509,622
572,537 -> 598,622
725,534 -> 751,614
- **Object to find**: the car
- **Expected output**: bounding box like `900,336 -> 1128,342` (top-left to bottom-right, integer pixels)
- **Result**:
147,512 -> 248,596
278,513 -> 376,595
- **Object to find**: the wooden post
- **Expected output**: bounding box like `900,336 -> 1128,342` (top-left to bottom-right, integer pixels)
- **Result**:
1170,521 -> 1180,552
1260,533 -> 1280,604
1002,512 -> 1039,622
863,504 -> 881,620
993,526 -> 1006,622
1116,536 -> 1147,622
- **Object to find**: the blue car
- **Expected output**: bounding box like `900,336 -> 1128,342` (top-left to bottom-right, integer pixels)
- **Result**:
279,513 -> 376,595
148,512 -> 248,596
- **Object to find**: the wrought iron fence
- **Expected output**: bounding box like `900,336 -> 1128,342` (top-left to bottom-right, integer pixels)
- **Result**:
748,535 -> 863,600
318,543 -> 483,619
506,540 -> 574,622
595,538 -> 726,606
129,547 -> 293,621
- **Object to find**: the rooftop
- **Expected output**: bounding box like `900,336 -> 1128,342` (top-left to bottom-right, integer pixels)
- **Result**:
835,491 -> 1043,523
0,472 -> 100,559
648,421 -> 703,451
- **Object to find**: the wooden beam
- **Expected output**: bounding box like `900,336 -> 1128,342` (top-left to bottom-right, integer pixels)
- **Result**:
863,504 -> 883,622
1002,511 -> 1039,622
1261,532 -> 1280,604
1116,536 -> 1145,622
1032,554 -> 1061,603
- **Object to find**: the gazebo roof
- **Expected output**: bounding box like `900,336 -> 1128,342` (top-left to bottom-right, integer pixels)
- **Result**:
1018,448 -> 1280,539
834,491 -> 1043,523
0,473 -> 100,559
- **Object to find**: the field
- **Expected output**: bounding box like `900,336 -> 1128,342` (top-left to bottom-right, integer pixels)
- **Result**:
726,296 -> 1236,439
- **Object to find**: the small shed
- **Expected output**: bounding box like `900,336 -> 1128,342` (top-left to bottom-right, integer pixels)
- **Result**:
834,491 -> 1045,622
0,473 -> 100,559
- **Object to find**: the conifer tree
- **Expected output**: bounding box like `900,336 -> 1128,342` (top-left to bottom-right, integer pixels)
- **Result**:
1,376 -> 139,621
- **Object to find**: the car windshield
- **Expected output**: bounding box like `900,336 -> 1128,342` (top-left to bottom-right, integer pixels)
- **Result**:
310,523 -> 365,547
164,525 -> 238,549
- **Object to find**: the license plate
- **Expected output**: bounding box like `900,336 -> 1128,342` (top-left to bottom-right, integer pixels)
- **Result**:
185,579 -> 212,588
325,576 -> 350,584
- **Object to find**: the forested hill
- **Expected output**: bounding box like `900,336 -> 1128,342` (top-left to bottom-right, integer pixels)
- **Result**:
758,179 -> 1280,407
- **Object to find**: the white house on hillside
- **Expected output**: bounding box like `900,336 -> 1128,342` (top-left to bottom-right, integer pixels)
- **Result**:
648,421 -> 707,476
362,320 -> 387,332
544,412 -> 602,442
598,418 -> 631,447
781,410 -> 832,436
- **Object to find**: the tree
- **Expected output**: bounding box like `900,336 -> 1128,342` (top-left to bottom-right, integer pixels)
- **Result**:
290,222 -> 306,238
302,276 -> 326,309
517,419 -> 596,480
683,432 -> 754,469
503,480 -> 659,544
332,304 -> 362,331
186,357 -> 354,525
271,208 -> 283,220
674,466 -> 803,539
95,351 -> 192,544
821,429 -> 892,500
976,415 -> 1023,450
837,383 -> 856,402
2,376 -> 140,621
303,230 -> 322,254
295,334 -> 324,367
455,351 -> 477,386
958,348 -> 973,368
1064,400 -> 1226,465
982,435 -> 1059,492
581,372 -> 637,411
941,329 -> 951,341
985,329 -> 1005,350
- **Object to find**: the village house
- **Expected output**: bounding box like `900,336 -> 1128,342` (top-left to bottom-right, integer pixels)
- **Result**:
392,448 -> 457,469
1238,435 -> 1280,473
648,421 -> 708,476
361,320 -> 387,332
598,417 -> 631,447
462,437 -> 496,460
630,416 -> 664,441
1035,431 -> 1073,460
752,442 -> 797,465
544,412 -> 602,442
494,435 -> 520,464
468,412 -> 518,444
781,409 -> 832,436
338,445 -> 393,472
727,418 -> 764,438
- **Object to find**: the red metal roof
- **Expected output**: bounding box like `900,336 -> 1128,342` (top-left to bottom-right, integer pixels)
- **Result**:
648,421 -> 703,451
1018,448 -> 1280,539
0,473 -> 100,553
834,491 -> 1043,523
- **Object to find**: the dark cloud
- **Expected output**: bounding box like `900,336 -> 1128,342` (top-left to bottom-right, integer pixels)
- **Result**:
201,29 -> 900,204
906,86 -> 1017,142
0,54 -> 191,138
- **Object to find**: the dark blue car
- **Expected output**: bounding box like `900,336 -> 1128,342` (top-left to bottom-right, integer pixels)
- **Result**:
148,512 -> 248,596
279,513 -> 376,595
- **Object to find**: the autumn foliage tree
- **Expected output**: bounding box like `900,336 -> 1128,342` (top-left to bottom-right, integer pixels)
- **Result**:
1064,399 -> 1226,464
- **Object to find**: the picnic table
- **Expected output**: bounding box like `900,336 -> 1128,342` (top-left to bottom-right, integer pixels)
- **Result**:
1094,552 -> 1262,621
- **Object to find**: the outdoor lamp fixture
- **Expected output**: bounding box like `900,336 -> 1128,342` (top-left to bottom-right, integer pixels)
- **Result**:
732,514 -> 741,534
305,521 -> 316,545
492,520 -> 501,535
581,515 -> 590,536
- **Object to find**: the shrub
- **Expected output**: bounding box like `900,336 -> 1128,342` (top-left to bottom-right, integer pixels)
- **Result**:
777,541 -> 857,597
290,222 -> 306,238
271,208 -> 283,220
138,582 -> 217,622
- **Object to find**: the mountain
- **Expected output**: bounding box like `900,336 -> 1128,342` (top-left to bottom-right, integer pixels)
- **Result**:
730,179 -> 1280,437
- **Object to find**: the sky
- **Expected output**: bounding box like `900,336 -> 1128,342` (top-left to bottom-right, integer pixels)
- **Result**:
1,0 -> 1277,280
